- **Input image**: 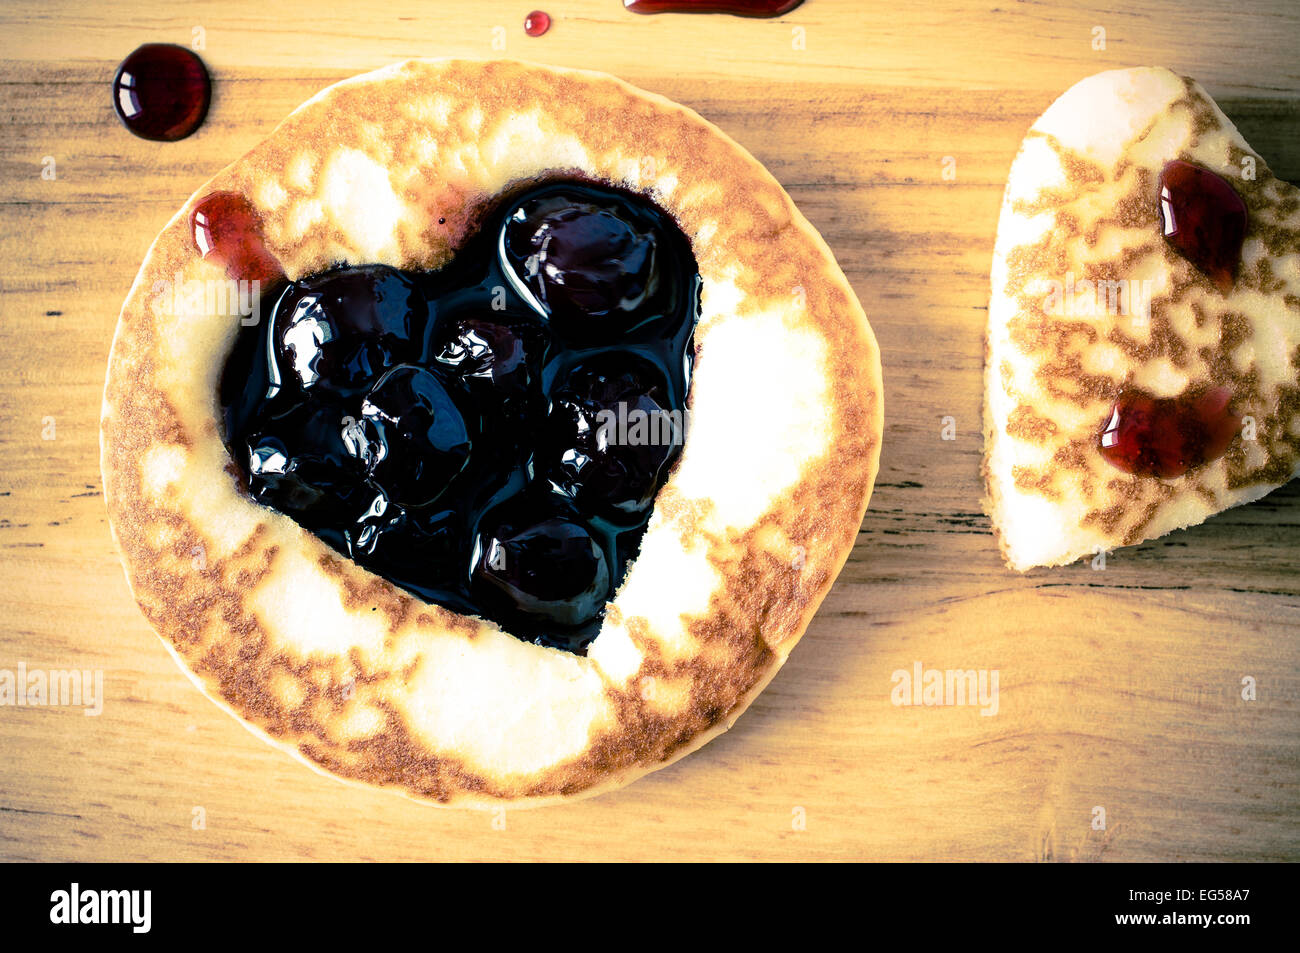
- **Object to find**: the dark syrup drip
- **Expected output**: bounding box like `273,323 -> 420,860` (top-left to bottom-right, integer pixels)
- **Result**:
624,0 -> 803,15
218,180 -> 700,653
113,44 -> 211,142
1158,160 -> 1248,294
1098,386 -> 1241,479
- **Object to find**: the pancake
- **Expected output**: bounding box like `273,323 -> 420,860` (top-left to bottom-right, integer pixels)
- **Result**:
984,67 -> 1300,571
100,58 -> 883,806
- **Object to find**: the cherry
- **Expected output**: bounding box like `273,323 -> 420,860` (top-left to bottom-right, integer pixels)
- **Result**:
1158,160 -> 1248,294
543,356 -> 682,519
112,44 -> 211,142
275,266 -> 426,394
472,507 -> 611,629
1098,386 -> 1241,479
433,314 -> 548,396
244,400 -> 367,525
502,189 -> 667,338
360,365 -> 474,507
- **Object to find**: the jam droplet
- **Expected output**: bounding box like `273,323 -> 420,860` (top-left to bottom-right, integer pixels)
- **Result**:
524,10 -> 552,35
112,44 -> 211,142
624,0 -> 803,15
1158,160 -> 1248,294
191,191 -> 284,286
1098,386 -> 1241,479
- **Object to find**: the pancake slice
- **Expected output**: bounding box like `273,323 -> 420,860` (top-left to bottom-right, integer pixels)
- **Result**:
984,67 -> 1300,571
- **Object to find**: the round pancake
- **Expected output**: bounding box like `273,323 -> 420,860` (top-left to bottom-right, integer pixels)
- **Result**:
100,58 -> 883,806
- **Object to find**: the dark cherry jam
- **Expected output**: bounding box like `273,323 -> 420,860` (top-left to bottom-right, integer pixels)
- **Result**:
220,180 -> 699,653
112,44 -> 211,142
1098,386 -> 1241,479
624,0 -> 803,14
1158,160 -> 1248,294
524,10 -> 552,36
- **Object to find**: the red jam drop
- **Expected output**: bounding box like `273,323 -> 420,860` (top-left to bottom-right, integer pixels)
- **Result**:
1098,386 -> 1241,479
191,191 -> 284,286
624,0 -> 803,15
524,10 -> 552,35
1158,160 -> 1248,294
112,44 -> 211,142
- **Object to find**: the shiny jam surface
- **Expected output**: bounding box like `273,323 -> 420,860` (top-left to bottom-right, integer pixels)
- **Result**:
624,0 -> 803,15
219,180 -> 700,653
192,192 -> 285,286
113,43 -> 211,142
524,10 -> 552,35
1158,160 -> 1248,294
1098,386 -> 1242,479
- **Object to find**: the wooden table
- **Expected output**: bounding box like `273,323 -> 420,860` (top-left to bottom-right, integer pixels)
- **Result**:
1,0 -> 1297,862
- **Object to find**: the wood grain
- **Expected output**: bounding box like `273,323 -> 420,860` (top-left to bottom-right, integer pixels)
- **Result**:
1,0 -> 1297,861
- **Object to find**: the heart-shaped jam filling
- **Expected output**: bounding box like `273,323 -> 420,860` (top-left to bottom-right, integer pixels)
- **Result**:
218,180 -> 699,653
